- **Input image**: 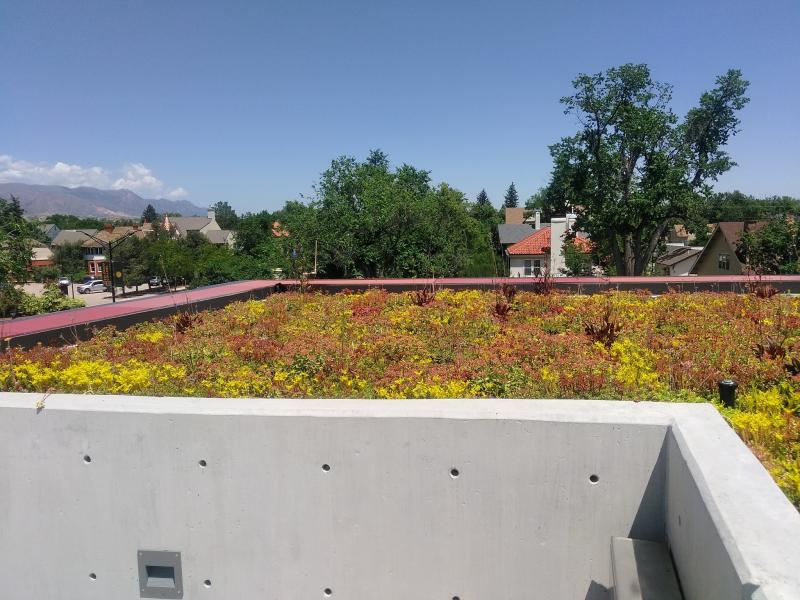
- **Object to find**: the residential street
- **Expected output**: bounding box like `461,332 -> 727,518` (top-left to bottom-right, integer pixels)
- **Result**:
20,282 -> 187,307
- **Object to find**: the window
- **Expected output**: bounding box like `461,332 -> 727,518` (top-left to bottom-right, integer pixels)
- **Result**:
718,254 -> 730,270
88,262 -> 95,273
523,260 -> 532,277
533,259 -> 542,276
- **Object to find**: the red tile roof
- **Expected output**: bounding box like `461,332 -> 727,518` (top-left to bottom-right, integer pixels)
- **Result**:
506,226 -> 591,255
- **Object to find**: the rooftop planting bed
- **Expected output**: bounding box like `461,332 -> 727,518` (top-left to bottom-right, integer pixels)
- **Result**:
1,288 -> 799,507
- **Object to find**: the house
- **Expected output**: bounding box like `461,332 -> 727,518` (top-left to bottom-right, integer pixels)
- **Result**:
505,214 -> 591,277
497,208 -> 543,275
30,246 -> 54,268
271,221 -> 289,238
163,208 -> 235,246
690,221 -> 769,275
655,244 -> 704,276
37,223 -> 60,242
50,229 -> 98,247
81,224 -> 152,277
667,224 -> 695,245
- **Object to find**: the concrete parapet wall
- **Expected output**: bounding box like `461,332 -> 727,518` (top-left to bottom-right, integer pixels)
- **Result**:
0,396 -> 798,599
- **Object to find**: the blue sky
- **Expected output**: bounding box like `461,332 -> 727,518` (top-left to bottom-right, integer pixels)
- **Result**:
3,0 -> 799,213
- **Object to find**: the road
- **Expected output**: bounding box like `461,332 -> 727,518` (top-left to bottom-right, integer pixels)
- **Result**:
20,282 -> 189,307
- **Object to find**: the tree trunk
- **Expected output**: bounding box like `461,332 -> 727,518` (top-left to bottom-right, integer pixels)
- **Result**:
611,238 -> 625,275
624,234 -> 635,276
638,221 -> 670,276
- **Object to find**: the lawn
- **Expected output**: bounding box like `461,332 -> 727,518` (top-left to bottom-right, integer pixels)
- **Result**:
2,287 -> 799,506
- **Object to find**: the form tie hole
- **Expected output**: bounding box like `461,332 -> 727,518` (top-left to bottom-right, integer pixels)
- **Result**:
198,459 -> 207,468
322,464 -> 331,472
203,579 -> 211,588
589,474 -> 599,484
450,468 -> 460,478
324,588 -> 333,596
83,455 -> 92,464
89,573 -> 97,581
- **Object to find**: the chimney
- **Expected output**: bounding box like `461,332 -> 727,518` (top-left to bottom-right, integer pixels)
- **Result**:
534,210 -> 541,230
504,207 -> 525,225
566,212 -> 577,233
207,208 -> 216,221
103,223 -> 113,233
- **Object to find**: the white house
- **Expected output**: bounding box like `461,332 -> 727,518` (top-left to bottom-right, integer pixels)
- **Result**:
506,213 -> 591,277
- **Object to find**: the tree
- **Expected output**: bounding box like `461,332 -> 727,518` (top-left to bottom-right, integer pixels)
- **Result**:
300,150 -> 496,278
52,242 -> 86,281
0,196 -> 35,286
543,64 -> 749,275
113,236 -> 148,291
142,204 -> 158,224
561,238 -> 594,276
470,193 -> 502,264
504,182 -> 519,208
525,188 -> 547,212
738,220 -> 800,274
211,201 -> 239,230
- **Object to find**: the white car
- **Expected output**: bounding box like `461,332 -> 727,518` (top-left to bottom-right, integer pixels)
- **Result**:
77,280 -> 107,294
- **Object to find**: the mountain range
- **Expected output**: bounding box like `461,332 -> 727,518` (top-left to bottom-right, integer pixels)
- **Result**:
0,182 -> 206,219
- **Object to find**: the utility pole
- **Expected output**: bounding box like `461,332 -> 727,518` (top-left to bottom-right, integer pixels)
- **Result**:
81,230 -> 137,303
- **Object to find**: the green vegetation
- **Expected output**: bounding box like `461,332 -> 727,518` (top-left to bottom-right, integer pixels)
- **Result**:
739,219 -> 800,274
540,64 -> 750,275
503,182 -> 519,208
234,150 -> 500,278
0,196 -> 35,288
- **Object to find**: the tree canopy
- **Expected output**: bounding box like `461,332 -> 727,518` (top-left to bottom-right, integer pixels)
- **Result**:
503,182 -> 519,208
211,201 -> 239,230
141,204 -> 158,224
541,64 -> 750,275
0,196 -> 35,286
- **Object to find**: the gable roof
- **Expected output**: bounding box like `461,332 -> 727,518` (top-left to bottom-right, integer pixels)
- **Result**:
506,226 -> 592,256
50,229 -> 97,246
204,229 -> 234,244
656,246 -> 702,267
716,221 -> 769,249
32,246 -> 54,262
497,224 -> 534,245
37,223 -> 59,238
80,226 -> 150,247
169,216 -> 212,233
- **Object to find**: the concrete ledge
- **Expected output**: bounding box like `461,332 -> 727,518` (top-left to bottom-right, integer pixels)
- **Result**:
611,537 -> 681,600
0,396 -> 798,599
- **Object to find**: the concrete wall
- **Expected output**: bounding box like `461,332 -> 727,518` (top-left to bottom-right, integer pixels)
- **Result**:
1,396 -> 798,599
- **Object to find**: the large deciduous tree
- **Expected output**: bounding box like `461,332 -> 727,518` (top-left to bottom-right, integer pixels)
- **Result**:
542,64 -> 749,275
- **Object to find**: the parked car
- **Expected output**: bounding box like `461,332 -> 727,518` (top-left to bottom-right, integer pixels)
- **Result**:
77,280 -> 107,294
58,276 -> 71,286
80,276 -> 101,285
148,276 -> 164,288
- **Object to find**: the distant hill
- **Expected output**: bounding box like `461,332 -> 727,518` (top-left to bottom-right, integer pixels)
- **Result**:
0,182 -> 206,218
